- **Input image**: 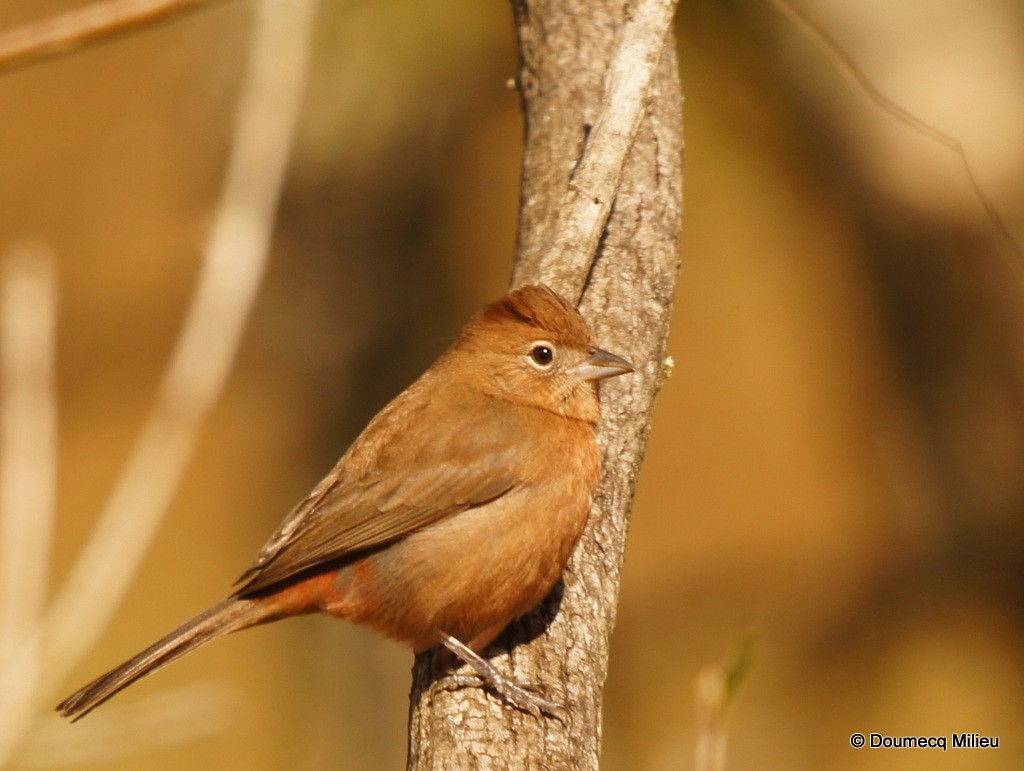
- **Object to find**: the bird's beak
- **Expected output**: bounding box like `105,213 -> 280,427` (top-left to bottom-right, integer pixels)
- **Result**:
575,346 -> 634,381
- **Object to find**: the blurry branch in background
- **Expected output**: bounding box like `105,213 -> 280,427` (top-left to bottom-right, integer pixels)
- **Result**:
767,0 -> 1024,274
0,241 -> 58,756
39,0 -> 315,695
0,0 -> 317,765
0,0 -> 237,75
694,639 -> 755,771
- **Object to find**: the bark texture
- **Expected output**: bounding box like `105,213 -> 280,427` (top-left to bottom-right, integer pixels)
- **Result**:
408,1 -> 682,767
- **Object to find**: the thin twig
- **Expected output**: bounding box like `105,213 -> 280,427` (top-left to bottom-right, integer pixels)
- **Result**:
0,241 -> 58,663
694,640 -> 754,771
0,0 -> 317,764
767,0 -> 1024,276
524,0 -> 680,303
694,666 -> 727,771
0,241 -> 59,759
0,0 -> 236,75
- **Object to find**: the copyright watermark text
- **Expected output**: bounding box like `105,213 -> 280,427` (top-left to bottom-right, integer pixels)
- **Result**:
849,732 -> 1000,752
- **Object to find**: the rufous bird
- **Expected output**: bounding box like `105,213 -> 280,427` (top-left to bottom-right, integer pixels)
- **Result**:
57,284 -> 633,720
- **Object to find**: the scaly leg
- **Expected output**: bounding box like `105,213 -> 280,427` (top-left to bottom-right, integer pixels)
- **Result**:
434,632 -> 564,718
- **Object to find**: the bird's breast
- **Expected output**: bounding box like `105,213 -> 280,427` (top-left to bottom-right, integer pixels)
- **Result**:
339,417 -> 600,650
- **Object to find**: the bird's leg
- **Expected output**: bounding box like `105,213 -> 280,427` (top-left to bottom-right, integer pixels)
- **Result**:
433,631 -> 564,718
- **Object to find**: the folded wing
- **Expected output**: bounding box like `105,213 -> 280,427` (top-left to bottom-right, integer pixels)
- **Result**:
236,390 -> 524,594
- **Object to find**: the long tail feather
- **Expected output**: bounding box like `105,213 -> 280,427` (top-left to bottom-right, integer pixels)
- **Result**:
57,597 -> 264,721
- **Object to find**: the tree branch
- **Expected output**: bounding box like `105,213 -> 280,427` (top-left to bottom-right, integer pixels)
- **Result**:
510,0 -> 681,303
0,0 -> 236,75
408,0 -> 683,767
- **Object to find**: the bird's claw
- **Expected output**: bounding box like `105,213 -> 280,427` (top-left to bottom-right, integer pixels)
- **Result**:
435,632 -> 566,719
433,672 -> 563,718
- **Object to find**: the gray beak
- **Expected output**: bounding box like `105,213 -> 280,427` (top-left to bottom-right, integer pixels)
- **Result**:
575,346 -> 634,381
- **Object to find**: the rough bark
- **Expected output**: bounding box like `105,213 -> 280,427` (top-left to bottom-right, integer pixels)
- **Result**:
408,0 -> 682,767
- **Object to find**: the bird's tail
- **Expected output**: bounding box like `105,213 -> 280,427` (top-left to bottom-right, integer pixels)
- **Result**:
57,596 -> 265,721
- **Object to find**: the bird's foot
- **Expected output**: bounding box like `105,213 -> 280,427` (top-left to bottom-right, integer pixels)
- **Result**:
435,632 -> 565,719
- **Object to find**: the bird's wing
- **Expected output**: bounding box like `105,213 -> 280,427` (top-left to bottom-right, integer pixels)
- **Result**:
235,392 -> 523,595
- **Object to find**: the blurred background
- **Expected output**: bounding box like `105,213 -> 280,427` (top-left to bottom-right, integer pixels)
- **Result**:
1,0 -> 1022,768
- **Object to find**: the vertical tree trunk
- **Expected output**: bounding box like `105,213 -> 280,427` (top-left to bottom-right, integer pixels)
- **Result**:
408,1 -> 682,767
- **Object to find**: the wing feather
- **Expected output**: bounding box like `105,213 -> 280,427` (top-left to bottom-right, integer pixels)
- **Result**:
236,381 -> 524,594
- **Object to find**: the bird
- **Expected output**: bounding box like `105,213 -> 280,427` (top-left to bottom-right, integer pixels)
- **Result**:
57,284 -> 633,720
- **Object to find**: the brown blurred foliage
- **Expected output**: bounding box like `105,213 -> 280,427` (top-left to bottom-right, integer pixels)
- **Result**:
1,0 -> 1022,768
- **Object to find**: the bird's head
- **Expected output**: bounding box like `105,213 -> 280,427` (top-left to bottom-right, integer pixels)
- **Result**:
452,285 -> 634,423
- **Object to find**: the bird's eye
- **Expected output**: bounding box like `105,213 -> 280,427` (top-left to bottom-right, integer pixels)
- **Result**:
528,343 -> 555,368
